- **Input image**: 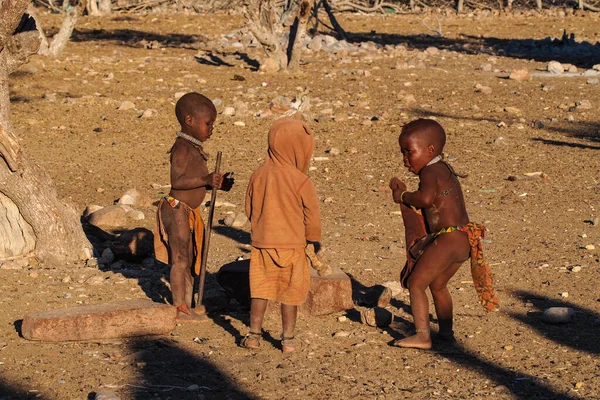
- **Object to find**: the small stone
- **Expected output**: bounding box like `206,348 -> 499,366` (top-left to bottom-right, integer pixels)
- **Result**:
586,78 -> 599,85
585,244 -> 595,250
338,316 -> 347,322
101,248 -> 115,265
333,330 -> 350,338
187,384 -> 201,392
118,189 -> 139,206
62,276 -> 71,283
479,63 -> 492,72
547,61 -> 564,74
223,212 -> 248,228
575,382 -> 584,389
328,147 -> 340,156
222,107 -> 235,116
29,272 -> 39,278
493,385 -> 509,393
542,307 -> 575,324
561,292 -> 569,298
348,147 -> 357,154
86,275 -> 105,286
509,68 -> 531,81
117,101 -> 136,111
260,58 -> 280,73
576,100 -> 592,110
83,205 -> 104,218
570,266 -> 582,273
505,106 -> 521,115
592,217 -> 599,226
503,345 -> 514,351
86,258 -> 99,267
425,46 -> 439,55
233,121 -> 246,127
139,109 -> 157,118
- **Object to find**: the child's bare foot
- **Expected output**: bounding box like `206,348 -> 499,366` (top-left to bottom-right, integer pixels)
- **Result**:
393,330 -> 432,349
240,332 -> 261,349
175,304 -> 208,323
192,305 -> 206,315
281,336 -> 302,353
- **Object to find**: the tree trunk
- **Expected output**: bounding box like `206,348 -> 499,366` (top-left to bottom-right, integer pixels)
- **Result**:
30,5 -> 79,57
287,0 -> 312,70
98,0 -> 112,14
456,0 -> 464,13
0,0 -> 93,266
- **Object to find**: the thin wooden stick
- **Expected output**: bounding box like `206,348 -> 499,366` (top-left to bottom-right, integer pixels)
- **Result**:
194,151 -> 222,308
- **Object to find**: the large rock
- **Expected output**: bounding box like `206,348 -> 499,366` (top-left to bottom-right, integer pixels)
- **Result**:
302,265 -> 354,316
87,205 -> 129,228
110,228 -> 154,262
216,260 -> 353,316
21,300 -> 176,341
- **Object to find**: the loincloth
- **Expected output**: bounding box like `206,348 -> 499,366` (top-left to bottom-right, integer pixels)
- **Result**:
249,247 -> 309,306
154,196 -> 205,275
401,222 -> 499,312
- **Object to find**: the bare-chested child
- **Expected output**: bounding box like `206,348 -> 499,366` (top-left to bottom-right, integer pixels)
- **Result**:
389,119 -> 498,349
154,92 -> 233,323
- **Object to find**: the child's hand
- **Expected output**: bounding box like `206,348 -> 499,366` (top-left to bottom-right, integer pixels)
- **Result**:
220,172 -> 235,192
389,177 -> 407,192
208,172 -> 223,189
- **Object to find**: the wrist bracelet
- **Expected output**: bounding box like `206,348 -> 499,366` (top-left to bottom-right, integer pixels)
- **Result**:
400,191 -> 406,203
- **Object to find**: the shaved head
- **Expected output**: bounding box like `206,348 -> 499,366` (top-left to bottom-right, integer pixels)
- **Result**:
175,92 -> 216,126
400,118 -> 446,155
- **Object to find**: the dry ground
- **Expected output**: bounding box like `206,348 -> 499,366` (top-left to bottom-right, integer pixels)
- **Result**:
1,8 -> 599,400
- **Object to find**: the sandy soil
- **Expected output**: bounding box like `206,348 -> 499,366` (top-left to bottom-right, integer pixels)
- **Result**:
1,8 -> 599,400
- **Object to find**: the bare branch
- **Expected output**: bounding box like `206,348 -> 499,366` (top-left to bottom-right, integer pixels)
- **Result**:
422,16 -> 442,37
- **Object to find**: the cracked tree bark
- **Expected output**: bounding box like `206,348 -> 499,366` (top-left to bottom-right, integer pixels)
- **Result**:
0,1 -> 92,265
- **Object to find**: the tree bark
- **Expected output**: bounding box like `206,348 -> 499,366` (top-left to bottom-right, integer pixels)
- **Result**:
0,0 -> 93,265
287,0 -> 312,70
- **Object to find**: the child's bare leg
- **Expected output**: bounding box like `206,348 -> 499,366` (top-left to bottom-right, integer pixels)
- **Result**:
400,202 -> 427,248
250,298 -> 268,333
281,304 -> 297,338
395,232 -> 469,349
430,262 -> 463,338
161,203 -> 204,322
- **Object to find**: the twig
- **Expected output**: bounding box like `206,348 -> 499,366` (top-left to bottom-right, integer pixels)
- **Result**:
582,1 -> 600,11
421,15 -> 442,36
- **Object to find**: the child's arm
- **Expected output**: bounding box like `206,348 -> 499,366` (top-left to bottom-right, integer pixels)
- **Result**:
390,169 -> 437,208
300,179 -> 321,243
170,145 -> 222,190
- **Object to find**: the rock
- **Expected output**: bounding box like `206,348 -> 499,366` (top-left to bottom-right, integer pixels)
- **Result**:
174,92 -> 186,100
592,217 -> 599,226
1,261 -> 22,270
260,58 -> 280,73
426,46 -> 439,55
95,389 -> 121,400
382,280 -> 404,297
475,84 -> 492,94
233,121 -> 246,127
86,275 -> 105,285
222,106 -> 235,116
584,244 -> 595,250
127,210 -> 145,221
308,36 -> 323,52
223,212 -> 248,228
87,205 -> 129,228
509,68 -> 531,81
360,307 -> 393,327
333,330 -> 350,338
139,109 -> 157,118
547,61 -> 564,74
117,101 -> 136,111
328,147 -> 340,156
118,189 -> 139,206
21,300 -> 177,341
110,228 -> 154,262
479,63 -> 493,72
570,265 -> 582,273
216,260 -> 353,316
561,292 -> 569,298
505,106 -> 521,115
541,307 -> 575,324
576,100 -> 592,110
338,316 -> 347,322
587,78 -> 599,85
83,205 -> 104,218
100,248 -> 115,265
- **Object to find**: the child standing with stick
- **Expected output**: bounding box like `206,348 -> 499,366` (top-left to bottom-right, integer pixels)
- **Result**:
154,92 -> 233,322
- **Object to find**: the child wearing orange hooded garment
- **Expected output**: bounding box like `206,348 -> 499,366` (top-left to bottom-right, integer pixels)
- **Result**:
243,117 -> 321,353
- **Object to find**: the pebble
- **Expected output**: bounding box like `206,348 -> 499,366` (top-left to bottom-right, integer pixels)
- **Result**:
187,384 -> 201,392
592,217 -> 599,226
587,78 -> 599,85
233,121 -> 246,127
64,293 -> 72,299
576,100 -> 592,110
561,292 -> 569,298
337,316 -> 347,322
547,60 -> 564,74
139,109 -> 157,118
0,261 -> 22,270
101,248 -> 115,265
86,258 -> 99,267
585,244 -> 595,250
382,280 -> 404,296
29,272 -> 39,278
509,68 -> 531,81
328,147 -> 340,156
118,189 -> 139,206
542,307 -> 575,324
333,331 -> 350,338
117,101 -> 136,111
570,265 -> 582,273
223,212 -> 248,228
86,275 -> 105,285
222,107 -> 235,116
479,63 -> 492,72
62,275 -> 71,283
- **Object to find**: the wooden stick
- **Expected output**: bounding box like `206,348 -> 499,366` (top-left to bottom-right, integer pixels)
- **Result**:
194,151 -> 222,308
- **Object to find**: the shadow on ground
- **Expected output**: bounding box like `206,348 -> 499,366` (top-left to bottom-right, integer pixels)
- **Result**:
0,377 -> 46,400
85,336 -> 256,400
